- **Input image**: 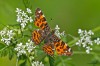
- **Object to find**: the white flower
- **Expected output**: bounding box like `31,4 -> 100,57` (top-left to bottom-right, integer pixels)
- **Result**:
94,38 -> 100,45
22,18 -> 28,23
86,46 -> 92,54
32,61 -> 44,66
4,38 -> 11,46
28,17 -> 33,22
55,25 -> 60,30
88,30 -> 94,35
25,14 -> 29,18
78,29 -> 83,34
26,8 -> 32,13
84,30 -> 88,36
0,30 -> 6,37
78,29 -> 83,36
55,30 -> 61,38
21,11 -> 26,16
16,8 -> 22,14
82,42 -> 87,47
16,15 -> 23,22
25,39 -> 36,53
84,36 -> 93,45
76,40 -> 82,46
7,30 -> 14,38
20,22 -> 26,28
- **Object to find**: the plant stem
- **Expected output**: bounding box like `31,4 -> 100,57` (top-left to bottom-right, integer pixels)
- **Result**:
16,58 -> 18,66
26,51 -> 32,66
74,51 -> 100,56
92,26 -> 100,32
74,51 -> 95,55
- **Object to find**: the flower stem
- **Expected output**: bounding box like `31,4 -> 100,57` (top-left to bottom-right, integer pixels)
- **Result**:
74,51 -> 100,56
16,58 -> 18,66
92,26 -> 100,32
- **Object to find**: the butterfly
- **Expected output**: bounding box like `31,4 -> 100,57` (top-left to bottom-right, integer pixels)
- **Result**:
32,8 -> 72,56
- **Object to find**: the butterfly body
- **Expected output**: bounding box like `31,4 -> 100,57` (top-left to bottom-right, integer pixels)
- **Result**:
32,8 -> 72,56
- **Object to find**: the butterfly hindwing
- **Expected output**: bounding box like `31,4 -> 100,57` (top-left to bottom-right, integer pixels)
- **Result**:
50,33 -> 72,56
54,40 -> 72,56
32,29 -> 45,45
43,43 -> 54,56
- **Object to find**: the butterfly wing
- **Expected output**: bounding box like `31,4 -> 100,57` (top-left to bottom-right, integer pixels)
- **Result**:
32,29 -> 45,45
54,40 -> 72,56
34,8 -> 50,33
43,43 -> 54,56
51,33 -> 72,56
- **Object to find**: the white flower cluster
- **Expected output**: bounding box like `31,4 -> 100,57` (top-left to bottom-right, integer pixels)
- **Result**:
76,29 -> 100,54
14,43 -> 26,57
14,39 -> 36,57
26,39 -> 36,53
0,27 -> 15,46
55,25 -> 65,38
32,61 -> 44,66
16,8 -> 33,29
14,39 -> 44,66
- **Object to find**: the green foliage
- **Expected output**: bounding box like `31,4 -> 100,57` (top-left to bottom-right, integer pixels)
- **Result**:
48,55 -> 55,66
17,55 -> 30,66
23,0 -> 32,8
0,43 -> 6,57
0,43 -> 15,60
8,45 -> 16,60
0,43 -> 5,49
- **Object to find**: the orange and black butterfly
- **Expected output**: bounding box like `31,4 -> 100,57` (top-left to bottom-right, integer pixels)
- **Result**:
32,8 -> 72,56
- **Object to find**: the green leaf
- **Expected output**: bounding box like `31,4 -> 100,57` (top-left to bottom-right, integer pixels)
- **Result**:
0,45 -> 8,57
48,55 -> 55,66
0,43 -> 5,49
18,55 -> 31,66
8,47 -> 14,60
88,59 -> 100,66
22,0 -> 31,8
19,60 -> 27,66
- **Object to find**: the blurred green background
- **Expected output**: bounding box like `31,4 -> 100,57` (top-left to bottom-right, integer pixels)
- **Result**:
0,0 -> 100,66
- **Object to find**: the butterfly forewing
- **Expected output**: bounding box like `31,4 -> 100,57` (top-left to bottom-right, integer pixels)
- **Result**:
35,8 -> 47,30
35,8 -> 50,35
